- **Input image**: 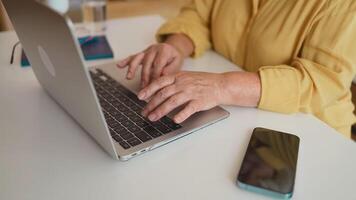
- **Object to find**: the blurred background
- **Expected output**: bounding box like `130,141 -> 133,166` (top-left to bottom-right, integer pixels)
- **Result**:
0,0 -> 189,31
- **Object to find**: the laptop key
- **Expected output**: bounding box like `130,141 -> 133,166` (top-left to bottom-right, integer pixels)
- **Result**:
113,112 -> 126,121
107,117 -> 118,123
167,123 -> 182,130
121,118 -> 135,127
131,104 -> 142,113
126,125 -> 141,133
115,126 -> 129,134
104,113 -> 111,120
130,114 -> 143,122
115,115 -> 127,122
122,90 -> 147,107
102,103 -> 110,109
160,116 -> 182,130
97,90 -> 103,95
102,81 -> 113,88
126,111 -> 137,118
101,93 -> 111,99
158,125 -> 172,134
107,97 -> 117,104
109,109 -> 120,116
108,121 -> 120,128
151,122 -> 172,134
111,122 -> 124,130
112,135 -> 123,143
127,138 -> 142,146
134,131 -> 152,142
113,91 -> 124,98
115,103 -> 130,112
119,141 -> 131,149
135,120 -> 150,128
109,129 -> 117,136
143,126 -> 162,138
135,99 -> 147,107
100,101 -> 110,108
107,88 -> 117,94
104,105 -> 116,112
124,90 -> 137,100
123,100 -> 136,108
114,127 -> 126,134
106,118 -> 116,125
120,132 -> 135,140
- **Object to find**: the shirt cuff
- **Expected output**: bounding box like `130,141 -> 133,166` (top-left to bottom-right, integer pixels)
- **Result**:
156,21 -> 211,58
258,66 -> 301,114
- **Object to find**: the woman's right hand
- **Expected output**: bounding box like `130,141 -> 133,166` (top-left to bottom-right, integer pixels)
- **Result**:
117,43 -> 184,88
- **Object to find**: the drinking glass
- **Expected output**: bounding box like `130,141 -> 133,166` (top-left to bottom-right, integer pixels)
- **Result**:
81,0 -> 107,35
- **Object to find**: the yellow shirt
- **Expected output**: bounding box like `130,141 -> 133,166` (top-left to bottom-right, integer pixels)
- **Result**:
156,0 -> 356,138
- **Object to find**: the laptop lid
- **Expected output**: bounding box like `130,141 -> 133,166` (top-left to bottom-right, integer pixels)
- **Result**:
2,0 -> 118,159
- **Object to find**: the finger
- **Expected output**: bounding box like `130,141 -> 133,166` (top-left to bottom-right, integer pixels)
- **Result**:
117,56 -> 132,68
161,57 -> 180,76
127,52 -> 145,80
138,75 -> 175,100
152,49 -> 171,79
147,92 -> 189,122
141,50 -> 157,88
173,101 -> 200,123
141,84 -> 177,117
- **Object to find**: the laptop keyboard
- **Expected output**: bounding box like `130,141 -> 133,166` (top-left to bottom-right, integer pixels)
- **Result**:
90,69 -> 182,150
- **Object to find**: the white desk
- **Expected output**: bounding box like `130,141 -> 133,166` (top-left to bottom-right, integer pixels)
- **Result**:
0,15 -> 355,200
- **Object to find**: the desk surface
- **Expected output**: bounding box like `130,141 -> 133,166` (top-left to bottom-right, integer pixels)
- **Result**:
0,15 -> 355,200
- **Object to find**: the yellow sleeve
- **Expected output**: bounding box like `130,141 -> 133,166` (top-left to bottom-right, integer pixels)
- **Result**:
156,0 -> 214,58
258,2 -> 356,136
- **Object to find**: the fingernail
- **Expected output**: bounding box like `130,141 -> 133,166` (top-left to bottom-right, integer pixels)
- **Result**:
148,113 -> 157,121
174,116 -> 181,124
138,91 -> 146,100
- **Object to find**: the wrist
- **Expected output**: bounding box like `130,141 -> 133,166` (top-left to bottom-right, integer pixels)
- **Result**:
163,33 -> 194,58
164,41 -> 185,58
219,72 -> 261,107
218,73 -> 235,105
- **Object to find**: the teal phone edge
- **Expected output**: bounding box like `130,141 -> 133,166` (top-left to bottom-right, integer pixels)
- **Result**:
237,181 -> 292,199
236,127 -> 299,199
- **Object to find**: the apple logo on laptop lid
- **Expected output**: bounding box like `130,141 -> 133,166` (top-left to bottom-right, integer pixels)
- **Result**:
38,45 -> 56,77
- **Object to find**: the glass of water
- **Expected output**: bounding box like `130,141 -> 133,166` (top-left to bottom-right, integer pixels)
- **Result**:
81,0 -> 107,35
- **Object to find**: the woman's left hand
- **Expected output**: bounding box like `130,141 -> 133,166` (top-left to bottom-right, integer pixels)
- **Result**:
137,71 -> 226,124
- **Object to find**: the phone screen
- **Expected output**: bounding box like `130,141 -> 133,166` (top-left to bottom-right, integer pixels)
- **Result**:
237,127 -> 300,197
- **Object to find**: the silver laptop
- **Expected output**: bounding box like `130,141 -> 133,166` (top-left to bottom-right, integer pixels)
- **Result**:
2,0 -> 229,160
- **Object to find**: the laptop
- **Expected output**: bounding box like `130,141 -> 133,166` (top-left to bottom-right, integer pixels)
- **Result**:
2,0 -> 230,161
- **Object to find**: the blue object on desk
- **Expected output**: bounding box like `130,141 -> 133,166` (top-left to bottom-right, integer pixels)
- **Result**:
20,50 -> 30,67
79,35 -> 114,60
21,35 -> 114,67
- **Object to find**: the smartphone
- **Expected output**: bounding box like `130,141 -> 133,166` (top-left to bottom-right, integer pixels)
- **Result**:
237,127 -> 300,199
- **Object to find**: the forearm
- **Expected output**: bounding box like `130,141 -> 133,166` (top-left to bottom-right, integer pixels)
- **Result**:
163,34 -> 194,58
220,72 -> 262,107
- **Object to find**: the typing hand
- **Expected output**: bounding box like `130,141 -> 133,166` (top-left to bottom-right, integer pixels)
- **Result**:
137,71 -> 225,124
117,43 -> 183,88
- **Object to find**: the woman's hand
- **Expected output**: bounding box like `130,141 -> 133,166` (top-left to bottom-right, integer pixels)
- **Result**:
137,71 -> 226,124
138,71 -> 262,124
117,43 -> 184,88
